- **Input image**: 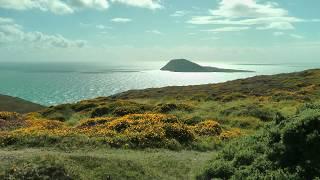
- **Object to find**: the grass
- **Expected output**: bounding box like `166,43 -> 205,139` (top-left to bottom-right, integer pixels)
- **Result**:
0,147 -> 215,180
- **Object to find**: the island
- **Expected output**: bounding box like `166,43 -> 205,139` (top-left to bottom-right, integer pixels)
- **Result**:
160,59 -> 254,72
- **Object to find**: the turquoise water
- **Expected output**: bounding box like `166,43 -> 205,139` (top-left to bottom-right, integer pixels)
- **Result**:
0,62 -> 319,106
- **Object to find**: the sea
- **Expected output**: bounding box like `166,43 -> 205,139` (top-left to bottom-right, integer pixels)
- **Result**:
0,62 -> 319,106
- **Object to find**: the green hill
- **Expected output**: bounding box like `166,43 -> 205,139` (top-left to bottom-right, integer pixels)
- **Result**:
114,68 -> 320,101
0,94 -> 45,113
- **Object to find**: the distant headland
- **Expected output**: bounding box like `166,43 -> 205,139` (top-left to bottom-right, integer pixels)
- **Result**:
161,59 -> 254,73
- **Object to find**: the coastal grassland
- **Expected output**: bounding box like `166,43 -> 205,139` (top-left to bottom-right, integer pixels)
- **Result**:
0,148 -> 215,180
0,69 -> 320,179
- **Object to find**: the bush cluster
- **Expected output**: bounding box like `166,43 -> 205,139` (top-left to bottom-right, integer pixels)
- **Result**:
91,101 -> 152,117
154,103 -> 194,113
0,112 -> 21,121
221,104 -> 280,122
198,105 -> 320,179
0,113 -> 227,149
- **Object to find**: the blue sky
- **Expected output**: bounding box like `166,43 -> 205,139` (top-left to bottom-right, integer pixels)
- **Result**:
0,0 -> 320,64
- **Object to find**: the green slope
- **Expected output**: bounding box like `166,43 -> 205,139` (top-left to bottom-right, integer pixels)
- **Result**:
0,94 -> 45,113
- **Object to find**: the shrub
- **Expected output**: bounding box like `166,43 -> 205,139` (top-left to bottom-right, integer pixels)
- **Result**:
78,117 -> 113,128
91,101 -> 152,117
0,159 -> 74,180
194,120 -> 222,136
227,116 -> 263,129
41,104 -> 74,121
183,116 -> 203,125
0,112 -> 21,121
125,124 -> 166,148
220,93 -> 247,102
72,102 -> 98,112
112,106 -> 145,116
154,103 -> 194,113
107,118 -> 134,132
219,128 -> 243,140
164,123 -> 195,144
1,112 -> 225,149
0,112 -> 25,131
91,106 -> 112,118
221,104 -> 279,122
198,105 -> 320,179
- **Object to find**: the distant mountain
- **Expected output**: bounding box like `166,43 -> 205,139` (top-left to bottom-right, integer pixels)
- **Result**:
0,94 -> 45,113
161,59 -> 254,72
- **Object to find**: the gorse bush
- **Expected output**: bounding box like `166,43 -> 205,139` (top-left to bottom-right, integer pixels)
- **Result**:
154,103 -> 194,113
193,120 -> 222,136
0,112 -> 25,131
78,117 -> 114,128
0,112 -> 228,149
91,101 -> 152,118
0,112 -> 21,121
198,105 -> 320,179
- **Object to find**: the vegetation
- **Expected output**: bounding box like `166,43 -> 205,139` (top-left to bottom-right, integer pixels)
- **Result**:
198,103 -> 320,179
0,69 -> 320,179
0,94 -> 44,113
0,112 -> 230,150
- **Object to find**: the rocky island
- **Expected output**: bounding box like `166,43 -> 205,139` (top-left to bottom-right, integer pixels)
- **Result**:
161,59 -> 254,72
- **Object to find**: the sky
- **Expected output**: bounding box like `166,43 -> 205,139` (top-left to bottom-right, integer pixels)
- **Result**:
0,0 -> 320,64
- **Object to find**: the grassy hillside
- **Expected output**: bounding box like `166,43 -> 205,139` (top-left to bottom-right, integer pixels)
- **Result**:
113,69 -> 320,101
0,69 -> 320,179
0,95 -> 45,113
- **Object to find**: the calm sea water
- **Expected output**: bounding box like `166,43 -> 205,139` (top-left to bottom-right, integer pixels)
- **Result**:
0,62 -> 319,106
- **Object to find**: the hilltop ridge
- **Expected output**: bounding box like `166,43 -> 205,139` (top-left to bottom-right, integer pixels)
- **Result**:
0,94 -> 45,113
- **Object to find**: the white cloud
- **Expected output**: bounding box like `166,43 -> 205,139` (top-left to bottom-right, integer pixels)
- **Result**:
187,0 -> 310,31
290,34 -> 304,39
146,30 -> 163,35
111,0 -> 162,10
210,0 -> 287,18
111,18 -> 132,23
171,11 -> 187,17
202,26 -> 250,33
257,22 -> 295,30
0,0 -> 164,14
188,16 -> 302,26
96,24 -> 112,29
201,36 -> 220,40
0,17 -> 14,24
188,33 -> 196,36
0,17 -> 86,48
0,0 -> 36,10
272,32 -> 304,39
0,0 -> 109,15
273,32 -> 284,36
68,0 -> 109,10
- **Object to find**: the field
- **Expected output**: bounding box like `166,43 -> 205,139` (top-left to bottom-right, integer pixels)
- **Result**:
1,69 -> 320,179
